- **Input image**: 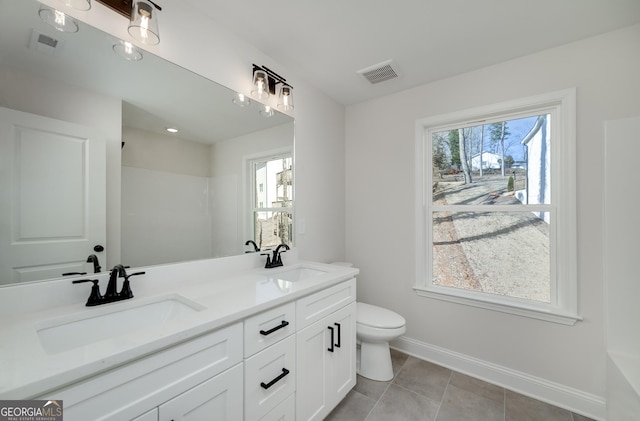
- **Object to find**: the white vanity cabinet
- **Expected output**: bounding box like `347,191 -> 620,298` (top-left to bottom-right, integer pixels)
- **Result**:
244,302 -> 297,421
295,279 -> 357,421
37,322 -> 243,421
29,274 -> 357,421
131,363 -> 243,421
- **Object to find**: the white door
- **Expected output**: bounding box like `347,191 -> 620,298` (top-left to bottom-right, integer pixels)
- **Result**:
0,107 -> 106,284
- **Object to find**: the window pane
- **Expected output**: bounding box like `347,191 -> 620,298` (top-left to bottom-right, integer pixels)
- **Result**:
254,156 -> 293,209
432,115 -> 551,205
254,211 -> 292,250
432,211 -> 550,303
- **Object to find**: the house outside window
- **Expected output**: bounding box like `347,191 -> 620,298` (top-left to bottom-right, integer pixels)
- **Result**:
414,89 -> 579,324
250,153 -> 293,250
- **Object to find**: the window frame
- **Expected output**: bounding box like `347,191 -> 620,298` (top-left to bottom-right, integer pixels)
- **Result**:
414,89 -> 580,325
246,148 -> 294,250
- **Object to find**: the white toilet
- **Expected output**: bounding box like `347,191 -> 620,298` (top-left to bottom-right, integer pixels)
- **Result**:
330,262 -> 406,382
356,302 -> 406,381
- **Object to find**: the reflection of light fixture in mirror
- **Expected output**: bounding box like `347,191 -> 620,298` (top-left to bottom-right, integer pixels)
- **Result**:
62,0 -> 91,11
166,127 -> 178,133
38,6 -> 79,33
251,67 -> 270,100
128,0 -> 161,45
112,40 -> 143,61
232,92 -> 251,107
260,105 -> 274,118
277,84 -> 294,111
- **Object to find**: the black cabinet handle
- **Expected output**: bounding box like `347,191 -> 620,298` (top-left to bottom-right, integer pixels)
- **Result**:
327,326 -> 335,352
260,320 -> 289,336
260,368 -> 290,389
334,322 -> 341,348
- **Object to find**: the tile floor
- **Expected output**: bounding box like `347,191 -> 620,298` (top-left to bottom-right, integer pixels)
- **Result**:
326,349 -> 596,421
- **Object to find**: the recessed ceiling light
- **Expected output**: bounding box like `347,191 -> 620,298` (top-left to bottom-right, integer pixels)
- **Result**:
166,127 -> 178,133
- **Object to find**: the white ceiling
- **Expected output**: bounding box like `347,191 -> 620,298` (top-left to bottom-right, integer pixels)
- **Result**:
185,0 -> 640,105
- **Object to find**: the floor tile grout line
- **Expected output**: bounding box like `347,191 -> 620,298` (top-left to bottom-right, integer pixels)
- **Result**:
503,387 -> 507,421
432,370 -> 453,421
363,354 -> 409,421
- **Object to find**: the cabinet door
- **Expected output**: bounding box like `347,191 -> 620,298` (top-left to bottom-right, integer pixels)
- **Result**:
327,302 -> 357,404
159,363 -> 243,421
296,316 -> 331,421
296,301 -> 357,421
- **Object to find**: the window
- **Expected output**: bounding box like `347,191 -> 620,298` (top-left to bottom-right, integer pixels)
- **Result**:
250,153 -> 293,250
414,89 -> 579,324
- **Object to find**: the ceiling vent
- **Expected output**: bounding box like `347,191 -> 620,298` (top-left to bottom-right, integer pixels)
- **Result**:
357,60 -> 399,84
28,29 -> 64,56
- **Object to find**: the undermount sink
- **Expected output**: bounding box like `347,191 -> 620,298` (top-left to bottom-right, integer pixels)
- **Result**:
36,295 -> 205,354
267,267 -> 328,282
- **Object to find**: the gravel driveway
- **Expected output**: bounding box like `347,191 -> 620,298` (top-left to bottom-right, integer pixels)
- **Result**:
432,175 -> 550,303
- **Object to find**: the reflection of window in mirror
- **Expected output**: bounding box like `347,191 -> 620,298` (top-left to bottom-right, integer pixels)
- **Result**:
250,153 -> 293,251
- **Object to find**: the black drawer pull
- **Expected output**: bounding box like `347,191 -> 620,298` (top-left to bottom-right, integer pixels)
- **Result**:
334,322 -> 341,348
260,320 -> 290,336
327,326 -> 335,352
260,368 -> 290,389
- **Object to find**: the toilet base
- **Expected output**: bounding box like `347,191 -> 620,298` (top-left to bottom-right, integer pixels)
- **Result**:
357,341 -> 394,381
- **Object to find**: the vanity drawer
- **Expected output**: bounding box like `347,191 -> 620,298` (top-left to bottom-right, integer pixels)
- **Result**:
260,392 -> 295,421
245,334 -> 296,421
296,278 -> 356,329
38,322 -> 243,421
244,302 -> 296,357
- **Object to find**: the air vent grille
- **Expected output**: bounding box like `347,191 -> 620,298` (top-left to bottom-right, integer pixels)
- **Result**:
29,29 -> 64,56
357,60 -> 399,84
37,34 -> 58,48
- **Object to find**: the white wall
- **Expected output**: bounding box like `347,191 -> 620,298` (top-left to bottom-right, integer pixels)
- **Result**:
210,123 -> 293,256
43,0 -> 347,264
345,23 -> 640,416
604,116 -> 640,419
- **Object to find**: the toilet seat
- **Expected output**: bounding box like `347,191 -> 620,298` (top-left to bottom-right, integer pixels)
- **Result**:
356,302 -> 405,329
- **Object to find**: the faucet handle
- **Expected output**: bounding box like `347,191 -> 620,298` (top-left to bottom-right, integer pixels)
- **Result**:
72,279 -> 102,306
261,252 -> 272,268
120,271 -> 146,299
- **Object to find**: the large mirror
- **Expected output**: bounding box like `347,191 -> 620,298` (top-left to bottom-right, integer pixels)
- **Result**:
0,0 -> 294,286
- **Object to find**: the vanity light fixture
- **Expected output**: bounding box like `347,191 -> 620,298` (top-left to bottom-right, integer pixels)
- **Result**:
166,127 -> 178,133
112,40 -> 143,61
38,5 -> 79,33
232,92 -> 252,107
251,64 -> 294,111
277,84 -> 294,111
128,0 -> 161,45
251,66 -> 270,100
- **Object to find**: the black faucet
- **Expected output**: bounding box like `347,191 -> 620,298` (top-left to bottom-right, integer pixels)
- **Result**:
105,264 -> 127,301
86,254 -> 101,273
245,240 -> 260,253
262,243 -> 290,268
74,265 -> 145,306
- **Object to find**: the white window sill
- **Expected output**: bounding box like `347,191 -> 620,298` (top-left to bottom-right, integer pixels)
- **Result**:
413,286 -> 582,326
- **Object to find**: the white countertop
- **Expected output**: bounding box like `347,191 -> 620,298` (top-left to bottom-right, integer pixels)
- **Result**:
0,260 -> 358,399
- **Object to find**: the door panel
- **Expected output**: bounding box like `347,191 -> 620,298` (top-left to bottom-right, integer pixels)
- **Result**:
0,107 -> 106,283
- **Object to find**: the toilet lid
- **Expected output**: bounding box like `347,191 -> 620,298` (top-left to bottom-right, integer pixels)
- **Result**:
357,302 -> 406,329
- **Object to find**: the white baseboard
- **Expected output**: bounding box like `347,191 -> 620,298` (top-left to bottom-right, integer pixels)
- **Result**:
391,336 -> 607,421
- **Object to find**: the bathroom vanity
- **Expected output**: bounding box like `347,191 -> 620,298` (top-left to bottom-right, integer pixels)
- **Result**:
0,254 -> 357,420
